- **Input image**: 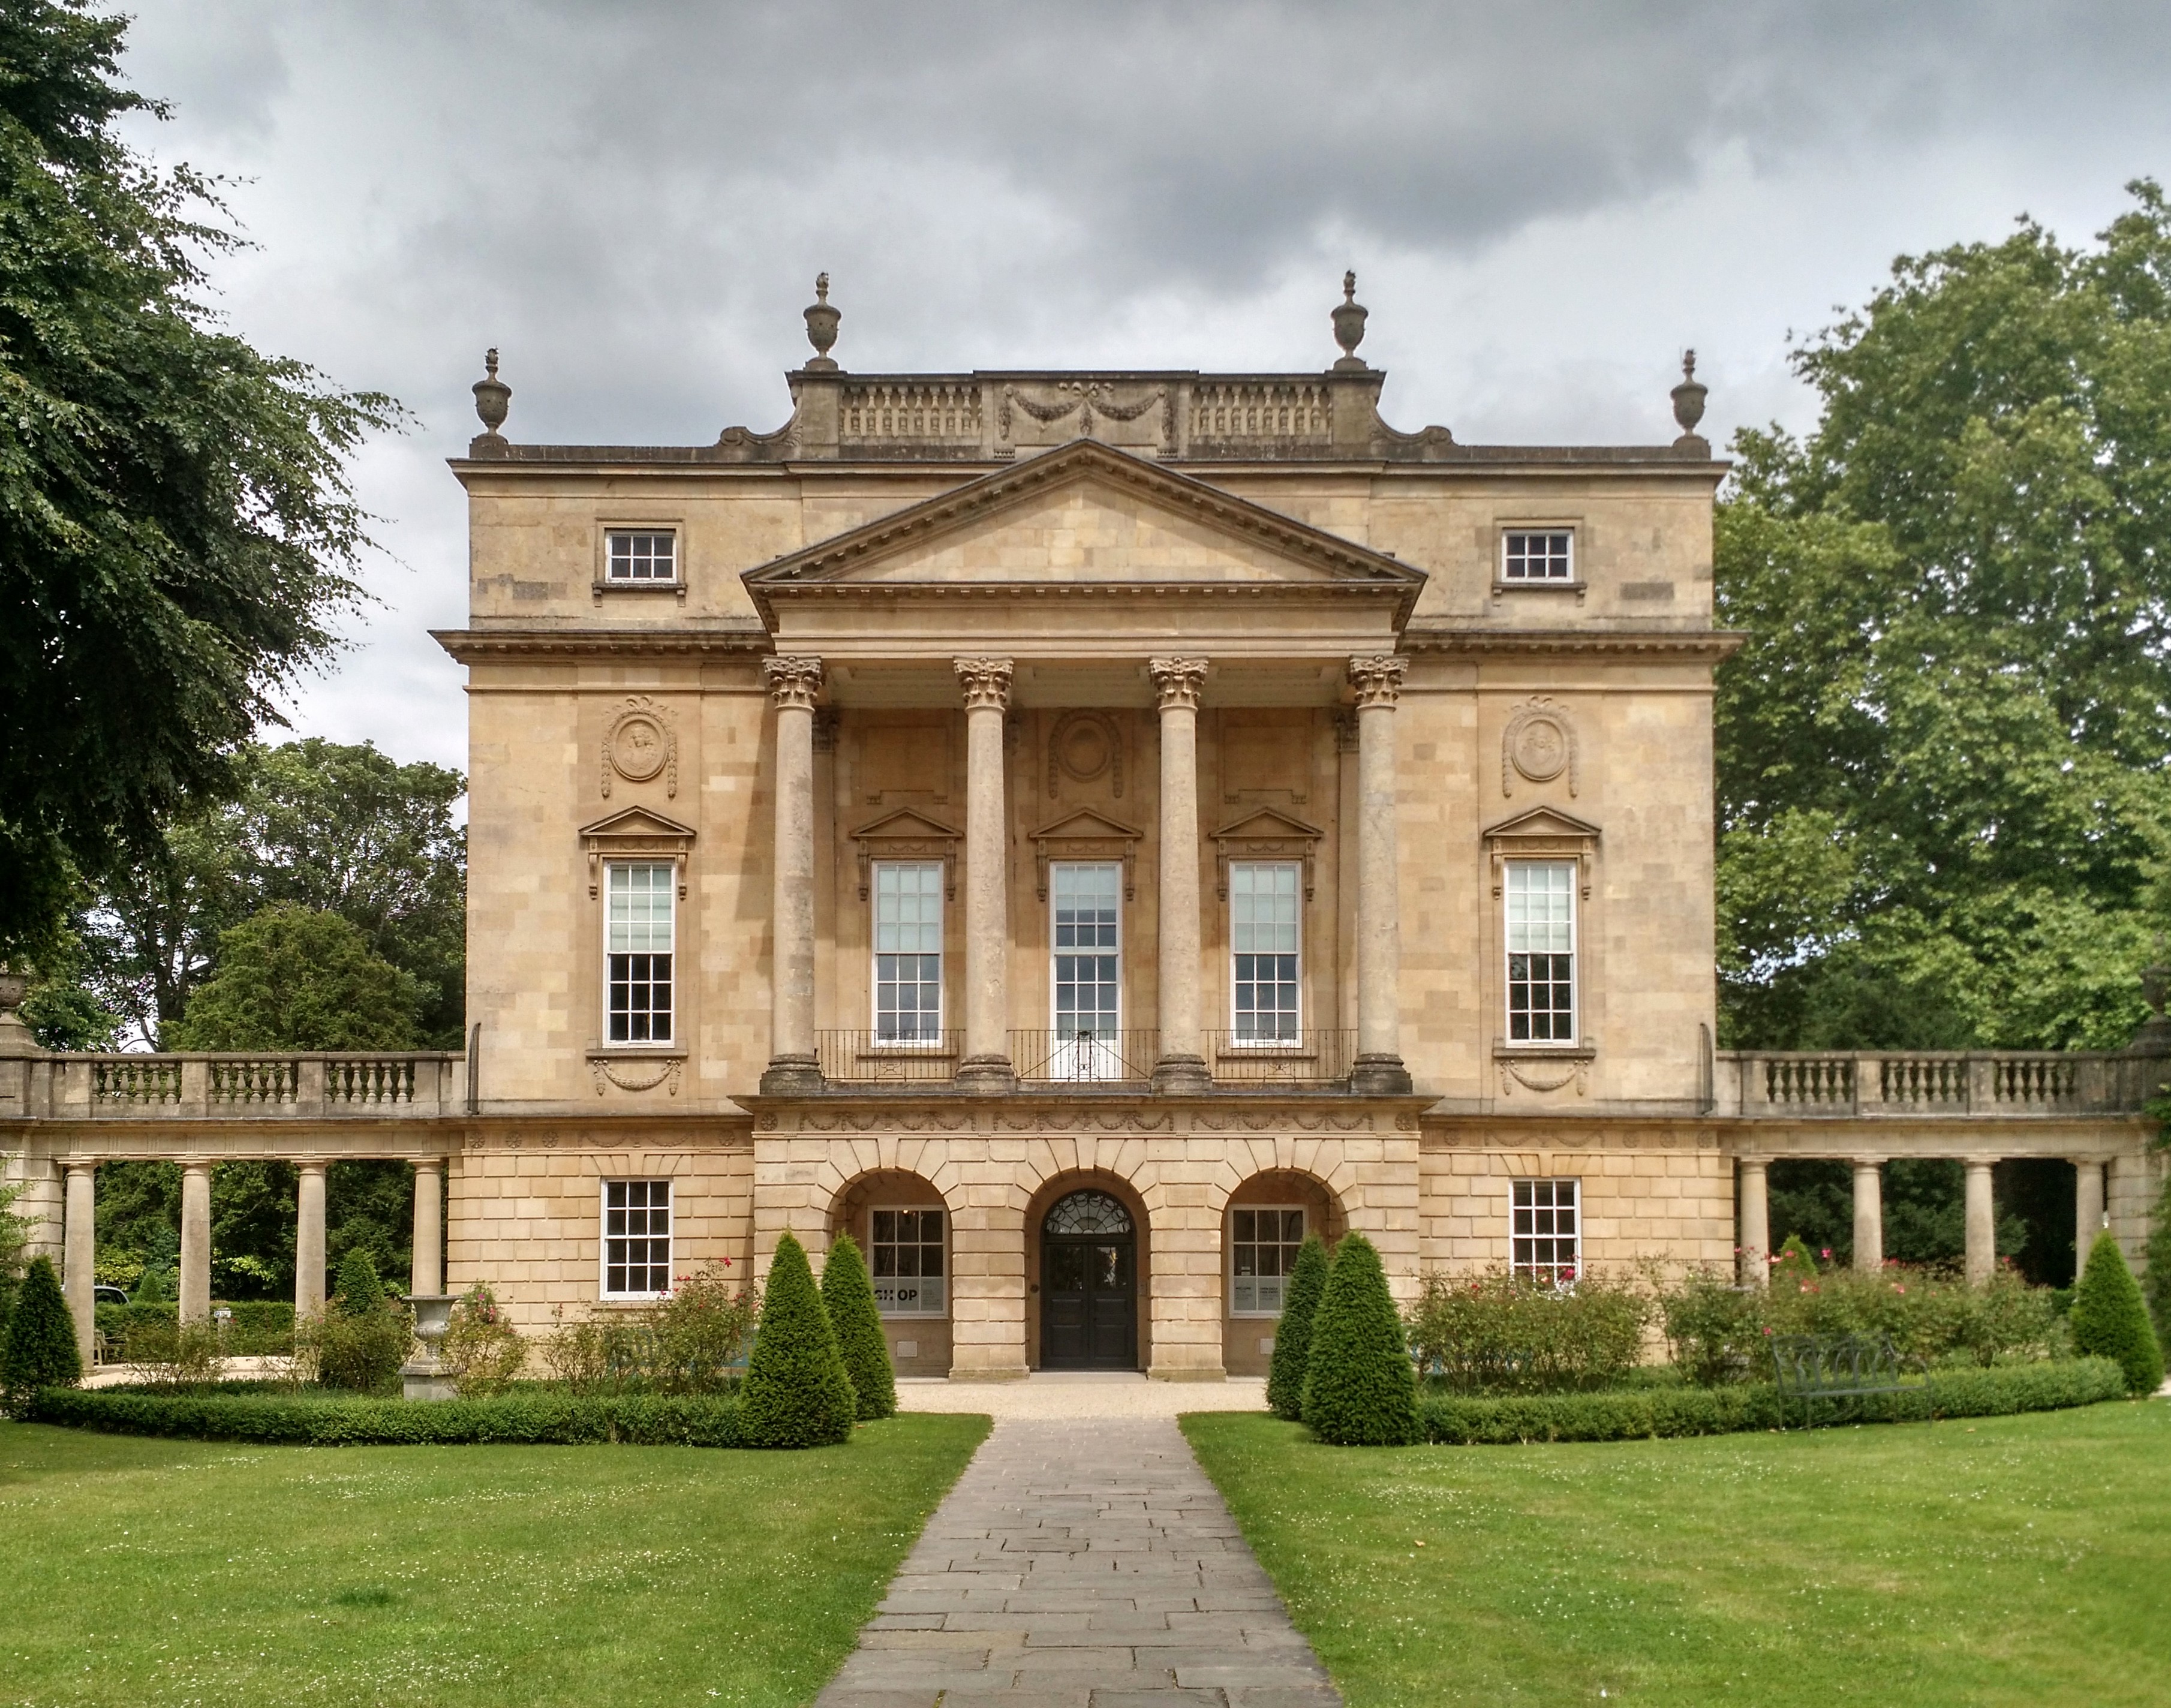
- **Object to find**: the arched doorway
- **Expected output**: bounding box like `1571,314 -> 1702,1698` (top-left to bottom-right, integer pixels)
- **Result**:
1041,1189 -> 1137,1369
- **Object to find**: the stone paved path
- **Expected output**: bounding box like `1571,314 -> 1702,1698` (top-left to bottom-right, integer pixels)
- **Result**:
816,1417 -> 1340,1708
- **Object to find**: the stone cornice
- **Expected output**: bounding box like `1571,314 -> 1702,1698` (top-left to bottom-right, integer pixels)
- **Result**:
1400,626 -> 1748,661
432,627 -> 771,663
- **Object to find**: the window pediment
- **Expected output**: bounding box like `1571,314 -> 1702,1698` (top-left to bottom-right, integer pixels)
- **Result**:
580,807 -> 696,898
1213,806 -> 1324,900
1483,806 -> 1599,899
1030,808 -> 1143,900
852,807 -> 961,900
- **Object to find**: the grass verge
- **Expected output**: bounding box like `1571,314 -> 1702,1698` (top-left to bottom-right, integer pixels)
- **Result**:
1183,1400 -> 2171,1707
0,1412 -> 988,1707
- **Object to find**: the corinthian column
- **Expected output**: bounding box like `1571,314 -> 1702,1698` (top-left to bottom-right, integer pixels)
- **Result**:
762,655 -> 825,1094
1348,655 -> 1412,1094
955,658 -> 1016,1091
1149,657 -> 1210,1093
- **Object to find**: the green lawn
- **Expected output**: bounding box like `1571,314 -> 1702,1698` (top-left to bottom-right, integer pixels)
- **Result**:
0,1414 -> 988,1707
1184,1402 -> 2171,1707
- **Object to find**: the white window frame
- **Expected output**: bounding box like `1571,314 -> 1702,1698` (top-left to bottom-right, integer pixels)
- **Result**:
603,527 -> 679,585
1510,1178 -> 1580,1285
1229,1204 -> 1306,1318
1049,859 -> 1123,1079
600,1179 -> 673,1299
1504,858 -> 1577,1046
1228,859 -> 1303,1044
1499,527 -> 1577,584
869,1205 -> 948,1318
871,859 -> 945,1046
604,861 -> 675,1045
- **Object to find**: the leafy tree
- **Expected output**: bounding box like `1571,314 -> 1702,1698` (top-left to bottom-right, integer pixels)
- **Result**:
2,1255 -> 79,1404
0,1163 -> 37,1338
1718,181 -> 2171,1054
1300,1232 -> 1418,1447
819,1233 -> 895,1420
335,1247 -> 385,1313
739,1232 -> 855,1449
0,1 -> 399,960
2147,1173 -> 2171,1345
161,905 -> 421,1052
1265,1233 -> 1327,1422
2070,1230 -> 2164,1396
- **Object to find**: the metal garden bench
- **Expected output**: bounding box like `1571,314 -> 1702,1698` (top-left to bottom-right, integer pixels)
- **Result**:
1770,1333 -> 1926,1427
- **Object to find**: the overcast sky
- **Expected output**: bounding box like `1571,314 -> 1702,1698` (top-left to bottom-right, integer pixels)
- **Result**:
113,1 -> 2171,778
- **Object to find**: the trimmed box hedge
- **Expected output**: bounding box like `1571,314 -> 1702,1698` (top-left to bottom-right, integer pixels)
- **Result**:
28,1384 -> 744,1447
1418,1358 -> 2130,1446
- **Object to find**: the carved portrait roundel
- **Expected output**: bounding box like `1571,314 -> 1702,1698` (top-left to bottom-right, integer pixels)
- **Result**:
602,697 -> 678,798
1503,697 -> 1577,796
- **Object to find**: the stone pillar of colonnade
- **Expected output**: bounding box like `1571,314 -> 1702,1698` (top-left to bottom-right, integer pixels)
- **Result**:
1149,656 -> 1210,1094
178,1162 -> 213,1324
1348,654 -> 1412,1096
2073,1157 -> 2106,1271
63,1162 -> 95,1363
1963,1159 -> 1996,1286
954,657 -> 1016,1092
760,655 -> 825,1094
1737,1159 -> 1770,1289
294,1162 -> 327,1320
1850,1160 -> 1884,1273
411,1160 -> 444,1297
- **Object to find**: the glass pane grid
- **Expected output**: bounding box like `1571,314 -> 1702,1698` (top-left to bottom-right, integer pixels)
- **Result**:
1502,530 -> 1573,581
607,530 -> 676,581
1230,1205 -> 1305,1316
875,863 -> 943,1040
871,1206 -> 946,1316
1506,861 -> 1575,1043
603,1180 -> 672,1295
1231,863 -> 1301,1038
1511,1178 -> 1579,1284
606,864 -> 673,1044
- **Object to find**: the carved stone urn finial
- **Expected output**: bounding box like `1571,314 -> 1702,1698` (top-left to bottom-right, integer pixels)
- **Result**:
470,348 -> 511,455
2132,936 -> 2171,1054
1670,348 -> 1709,450
0,965 -> 43,1059
1331,270 -> 1369,371
803,272 -> 841,371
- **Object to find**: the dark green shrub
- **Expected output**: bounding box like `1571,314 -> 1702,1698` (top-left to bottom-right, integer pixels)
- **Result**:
1656,1267 -> 1768,1385
1300,1232 -> 1418,1447
100,1300 -> 296,1358
441,1283 -> 524,1396
2146,1172 -> 2171,1346
738,1232 -> 855,1448
335,1247 -> 385,1312
820,1234 -> 895,1421
1407,1268 -> 1649,1394
1771,1234 -> 1818,1287
4,1256 -> 81,1406
2069,1231 -> 2164,1396
29,1384 -> 744,1447
1266,1234 -> 1328,1421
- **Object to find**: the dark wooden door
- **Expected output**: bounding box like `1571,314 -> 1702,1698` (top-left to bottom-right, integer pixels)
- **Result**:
1042,1236 -> 1136,1368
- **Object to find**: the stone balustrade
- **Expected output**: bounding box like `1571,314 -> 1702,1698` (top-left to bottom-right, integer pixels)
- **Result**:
1715,1049 -> 2163,1118
1,1052 -> 465,1121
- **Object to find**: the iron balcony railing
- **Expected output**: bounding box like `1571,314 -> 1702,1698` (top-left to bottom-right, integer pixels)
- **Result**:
1011,1029 -> 1161,1085
1207,1028 -> 1358,1087
815,1030 -> 964,1084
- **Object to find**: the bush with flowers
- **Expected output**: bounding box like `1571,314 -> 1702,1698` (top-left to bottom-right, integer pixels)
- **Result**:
441,1283 -> 526,1396
1408,1268 -> 1650,1394
542,1261 -> 759,1395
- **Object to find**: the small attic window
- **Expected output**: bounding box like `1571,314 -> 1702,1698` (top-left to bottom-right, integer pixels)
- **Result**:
606,530 -> 676,584
1502,530 -> 1574,582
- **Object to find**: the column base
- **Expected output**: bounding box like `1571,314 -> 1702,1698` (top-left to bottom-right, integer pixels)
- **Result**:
758,1055 -> 825,1096
1151,1054 -> 1211,1094
954,1055 -> 1017,1094
401,1360 -> 458,1402
1349,1053 -> 1413,1096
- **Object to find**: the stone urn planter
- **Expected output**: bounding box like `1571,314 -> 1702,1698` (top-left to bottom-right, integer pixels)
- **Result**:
401,1294 -> 458,1400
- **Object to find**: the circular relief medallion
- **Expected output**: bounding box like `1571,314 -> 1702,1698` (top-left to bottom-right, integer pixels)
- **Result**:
612,714 -> 668,783
1512,714 -> 1568,784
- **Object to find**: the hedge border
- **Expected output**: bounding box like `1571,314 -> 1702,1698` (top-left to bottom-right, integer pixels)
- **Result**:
1418,1358 -> 2131,1446
25,1385 -> 744,1447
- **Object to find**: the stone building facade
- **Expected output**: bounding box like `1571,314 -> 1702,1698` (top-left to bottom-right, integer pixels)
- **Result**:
4,281 -> 2161,1376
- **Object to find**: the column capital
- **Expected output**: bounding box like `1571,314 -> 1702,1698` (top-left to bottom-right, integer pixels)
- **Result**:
1148,656 -> 1209,712
64,1159 -> 97,1177
762,654 -> 825,710
954,655 -> 1014,712
1347,653 -> 1408,709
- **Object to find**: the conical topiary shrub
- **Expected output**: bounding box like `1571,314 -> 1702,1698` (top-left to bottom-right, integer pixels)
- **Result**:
1266,1234 -> 1329,1421
820,1232 -> 896,1420
3,1256 -> 82,1407
739,1231 -> 856,1448
1300,1232 -> 1419,1446
1771,1233 -> 1818,1288
335,1247 -> 385,1312
2070,1229 -> 2164,1397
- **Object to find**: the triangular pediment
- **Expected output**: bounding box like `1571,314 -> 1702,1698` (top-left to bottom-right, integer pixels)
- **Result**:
1483,807 -> 1601,841
579,806 -> 697,841
1029,808 -> 1143,844
744,440 -> 1423,620
850,807 -> 961,843
1213,806 -> 1324,843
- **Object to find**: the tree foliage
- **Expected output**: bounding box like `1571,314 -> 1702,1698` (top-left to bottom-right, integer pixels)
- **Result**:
1265,1233 -> 1327,1422
819,1233 -> 896,1421
0,2 -> 400,957
1300,1232 -> 1419,1447
1718,181 -> 2171,1050
162,904 -> 421,1053
738,1232 -> 855,1449
2,1254 -> 79,1404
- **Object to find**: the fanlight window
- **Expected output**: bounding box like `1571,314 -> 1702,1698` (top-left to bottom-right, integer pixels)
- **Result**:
1042,1190 -> 1133,1237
